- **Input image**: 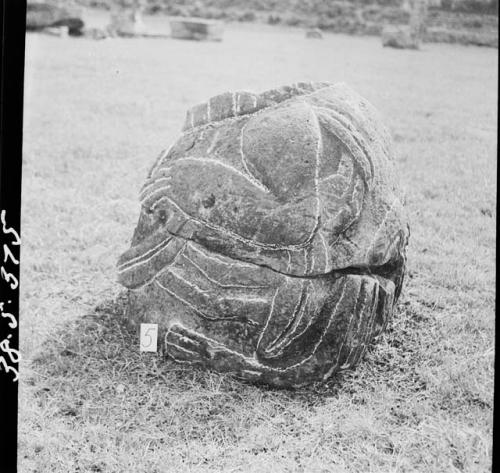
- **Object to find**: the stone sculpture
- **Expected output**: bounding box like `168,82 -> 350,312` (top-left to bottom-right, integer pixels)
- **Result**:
118,82 -> 409,387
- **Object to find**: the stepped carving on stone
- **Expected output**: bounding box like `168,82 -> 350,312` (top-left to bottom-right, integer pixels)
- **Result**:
117,82 -> 409,387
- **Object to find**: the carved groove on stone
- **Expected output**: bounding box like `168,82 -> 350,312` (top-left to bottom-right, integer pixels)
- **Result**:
141,185 -> 172,208
255,286 -> 281,352
117,236 -> 173,273
340,281 -> 373,369
186,242 -> 257,269
166,323 -> 264,367
364,197 -> 401,262
159,193 -> 317,252
266,278 -> 349,372
179,156 -> 269,194
147,144 -> 174,179
318,231 -> 330,271
324,279 -> 360,379
155,279 -> 227,321
167,267 -> 209,295
140,176 -> 172,201
206,130 -> 220,155
309,104 -> 324,250
181,253 -> 268,289
239,123 -> 271,193
315,107 -> 374,188
262,281 -> 309,357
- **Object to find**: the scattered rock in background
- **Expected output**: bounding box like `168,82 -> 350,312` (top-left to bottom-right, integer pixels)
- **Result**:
26,1 -> 499,46
41,25 -> 69,37
169,17 -> 224,41
305,28 -> 323,38
26,2 -> 85,36
382,25 -> 420,49
107,6 -> 147,37
82,27 -> 110,40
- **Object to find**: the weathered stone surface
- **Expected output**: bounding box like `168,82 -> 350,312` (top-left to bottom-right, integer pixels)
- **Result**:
118,82 -> 409,387
306,28 -> 323,39
169,18 -> 224,41
382,25 -> 420,49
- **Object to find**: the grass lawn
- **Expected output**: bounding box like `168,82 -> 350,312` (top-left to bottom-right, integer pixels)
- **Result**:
19,16 -> 496,473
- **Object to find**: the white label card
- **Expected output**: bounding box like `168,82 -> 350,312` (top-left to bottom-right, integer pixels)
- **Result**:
140,323 -> 158,353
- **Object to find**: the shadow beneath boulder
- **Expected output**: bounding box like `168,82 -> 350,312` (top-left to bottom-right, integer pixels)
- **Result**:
25,290 -> 432,447
28,293 -> 352,431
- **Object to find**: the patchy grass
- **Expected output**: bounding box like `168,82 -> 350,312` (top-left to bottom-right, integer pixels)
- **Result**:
19,16 -> 495,473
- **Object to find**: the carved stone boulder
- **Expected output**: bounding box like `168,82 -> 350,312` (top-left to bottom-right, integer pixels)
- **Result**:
117,82 -> 409,387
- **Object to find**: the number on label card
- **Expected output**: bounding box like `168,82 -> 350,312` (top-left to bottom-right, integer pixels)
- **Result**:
140,324 -> 158,353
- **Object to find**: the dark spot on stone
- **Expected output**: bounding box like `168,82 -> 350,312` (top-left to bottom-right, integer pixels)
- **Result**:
480,207 -> 492,217
60,406 -> 78,417
158,209 -> 167,223
60,349 -> 76,357
184,136 -> 196,152
202,194 -> 216,209
233,206 -> 239,213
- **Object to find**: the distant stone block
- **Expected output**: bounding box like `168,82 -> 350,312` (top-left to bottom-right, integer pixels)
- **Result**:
26,2 -> 84,36
108,9 -> 147,37
83,27 -> 110,40
382,25 -> 420,50
42,26 -> 69,37
26,3 -> 65,29
169,17 -> 224,42
305,28 -> 323,39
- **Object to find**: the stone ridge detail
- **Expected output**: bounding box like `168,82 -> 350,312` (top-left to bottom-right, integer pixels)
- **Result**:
118,81 -> 410,388
182,81 -> 332,131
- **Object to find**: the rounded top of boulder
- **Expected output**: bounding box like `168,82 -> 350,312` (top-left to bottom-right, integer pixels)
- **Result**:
118,81 -> 408,290
182,81 -> 332,132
